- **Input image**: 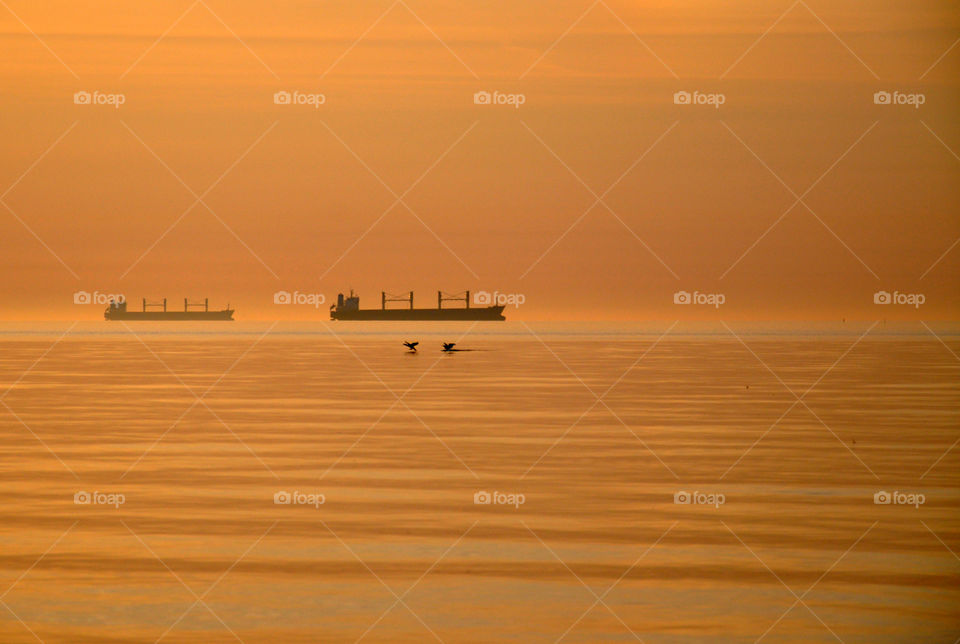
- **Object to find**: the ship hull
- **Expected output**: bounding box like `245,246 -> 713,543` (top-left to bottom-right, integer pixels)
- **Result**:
331,306 -> 504,321
105,311 -> 234,321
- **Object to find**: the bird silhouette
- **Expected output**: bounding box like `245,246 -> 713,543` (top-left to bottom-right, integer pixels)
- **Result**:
403,341 -> 419,352
442,342 -> 456,352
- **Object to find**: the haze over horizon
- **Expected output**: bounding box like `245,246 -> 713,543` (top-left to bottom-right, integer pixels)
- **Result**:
1,0 -> 958,321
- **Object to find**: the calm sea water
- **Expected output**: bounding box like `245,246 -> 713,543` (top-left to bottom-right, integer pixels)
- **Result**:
0,321 -> 957,643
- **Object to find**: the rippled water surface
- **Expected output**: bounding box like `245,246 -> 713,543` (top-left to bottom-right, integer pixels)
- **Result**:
0,322 -> 957,643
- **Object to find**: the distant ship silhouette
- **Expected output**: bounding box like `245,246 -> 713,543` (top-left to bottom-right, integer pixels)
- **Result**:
104,298 -> 234,321
330,291 -> 505,321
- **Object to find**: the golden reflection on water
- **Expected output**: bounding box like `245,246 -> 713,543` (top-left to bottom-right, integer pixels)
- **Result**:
0,322 -> 957,642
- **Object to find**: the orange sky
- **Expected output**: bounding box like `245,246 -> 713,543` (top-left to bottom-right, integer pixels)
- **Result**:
0,0 -> 958,320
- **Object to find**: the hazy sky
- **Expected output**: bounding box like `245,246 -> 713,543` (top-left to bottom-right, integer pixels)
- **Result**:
1,0 -> 957,319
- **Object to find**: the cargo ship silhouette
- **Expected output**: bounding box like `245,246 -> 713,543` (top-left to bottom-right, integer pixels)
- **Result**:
330,291 -> 505,321
104,298 -> 234,321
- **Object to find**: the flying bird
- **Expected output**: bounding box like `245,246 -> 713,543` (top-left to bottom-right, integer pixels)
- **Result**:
442,342 -> 456,352
403,341 -> 419,351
